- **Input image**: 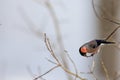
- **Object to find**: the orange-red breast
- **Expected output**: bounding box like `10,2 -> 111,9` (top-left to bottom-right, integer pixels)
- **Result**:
79,40 -> 115,57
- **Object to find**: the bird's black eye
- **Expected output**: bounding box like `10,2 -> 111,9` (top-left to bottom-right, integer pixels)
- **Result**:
92,45 -> 96,48
89,44 -> 97,48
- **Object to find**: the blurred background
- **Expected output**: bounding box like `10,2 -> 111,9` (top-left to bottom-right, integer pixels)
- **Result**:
0,0 -> 120,80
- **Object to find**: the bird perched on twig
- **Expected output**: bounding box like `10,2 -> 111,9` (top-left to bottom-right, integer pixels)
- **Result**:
79,26 -> 120,57
79,0 -> 120,57
79,39 -> 115,57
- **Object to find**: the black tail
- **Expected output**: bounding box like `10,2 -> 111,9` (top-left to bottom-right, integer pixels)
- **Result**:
96,40 -> 115,45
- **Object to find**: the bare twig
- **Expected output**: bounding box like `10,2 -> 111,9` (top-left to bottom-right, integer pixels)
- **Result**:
92,0 -> 120,26
103,17 -> 120,25
34,0 -> 75,80
92,0 -> 120,41
89,59 -> 98,80
34,33 -> 86,80
44,33 -> 60,63
32,0 -> 118,80
88,59 -> 97,80
45,0 -> 64,50
92,0 -> 102,21
80,58 -> 98,80
66,53 -> 78,80
44,2 -> 72,80
45,58 -> 57,65
34,65 -> 59,80
60,65 -> 86,80
100,58 -> 110,80
27,66 -> 46,80
105,26 -> 120,41
27,66 -> 36,78
45,1 -> 73,79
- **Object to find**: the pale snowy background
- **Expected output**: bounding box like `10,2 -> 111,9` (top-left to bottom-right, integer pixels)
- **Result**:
0,0 -> 98,80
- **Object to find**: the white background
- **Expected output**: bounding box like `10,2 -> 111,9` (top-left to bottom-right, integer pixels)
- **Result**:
0,0 -> 98,80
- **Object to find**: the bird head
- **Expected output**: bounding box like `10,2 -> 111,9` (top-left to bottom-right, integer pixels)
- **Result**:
79,46 -> 88,57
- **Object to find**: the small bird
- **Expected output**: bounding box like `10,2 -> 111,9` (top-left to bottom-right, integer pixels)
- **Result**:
79,39 -> 115,57
80,0 -> 120,57
79,26 -> 120,57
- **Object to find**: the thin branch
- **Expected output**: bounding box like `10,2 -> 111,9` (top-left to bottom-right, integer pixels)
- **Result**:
105,26 -> 120,41
34,65 -> 60,80
100,59 -> 110,80
45,34 -> 86,80
44,33 -> 60,63
88,59 -> 98,80
34,33 -> 86,80
35,1 -> 74,80
60,65 -> 86,80
92,0 -> 120,41
80,58 -> 98,80
27,66 -> 36,77
44,2 -> 72,80
66,53 -> 78,80
103,17 -> 120,25
90,59 -> 95,72
92,0 -> 102,21
89,59 -> 98,80
27,66 -> 46,80
92,0 -> 120,25
45,58 -> 57,65
45,0 -> 64,49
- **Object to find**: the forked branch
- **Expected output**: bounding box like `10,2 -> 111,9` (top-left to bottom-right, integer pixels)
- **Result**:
33,33 -> 86,80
